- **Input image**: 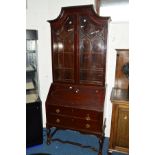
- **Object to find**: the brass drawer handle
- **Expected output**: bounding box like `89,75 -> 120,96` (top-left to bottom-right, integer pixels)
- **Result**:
85,123 -> 90,128
56,109 -> 60,113
75,89 -> 79,93
124,115 -> 128,120
69,86 -> 73,90
85,114 -> 91,121
96,90 -> 99,93
56,118 -> 60,123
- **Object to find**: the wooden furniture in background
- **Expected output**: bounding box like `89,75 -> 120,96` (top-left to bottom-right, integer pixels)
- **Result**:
109,88 -> 129,154
108,49 -> 129,155
45,5 -> 111,155
115,49 -> 129,89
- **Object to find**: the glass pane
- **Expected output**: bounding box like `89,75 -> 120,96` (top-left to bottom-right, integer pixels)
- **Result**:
79,16 -> 105,85
54,69 -> 74,82
63,69 -> 74,82
64,53 -> 74,68
91,53 -> 104,68
53,16 -> 74,83
80,70 -> 103,85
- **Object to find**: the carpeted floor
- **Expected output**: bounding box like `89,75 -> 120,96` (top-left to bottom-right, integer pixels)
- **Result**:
26,128 -> 128,155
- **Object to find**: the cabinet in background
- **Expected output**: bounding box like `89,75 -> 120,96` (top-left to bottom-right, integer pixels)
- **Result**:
108,88 -> 129,154
26,101 -> 43,147
26,30 -> 42,147
108,49 -> 129,154
26,30 -> 40,103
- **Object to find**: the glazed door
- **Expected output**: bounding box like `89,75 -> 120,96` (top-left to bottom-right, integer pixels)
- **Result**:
52,16 -> 75,83
52,14 -> 108,85
78,16 -> 107,86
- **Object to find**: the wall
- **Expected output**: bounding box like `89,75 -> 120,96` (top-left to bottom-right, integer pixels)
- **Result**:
26,0 -> 129,137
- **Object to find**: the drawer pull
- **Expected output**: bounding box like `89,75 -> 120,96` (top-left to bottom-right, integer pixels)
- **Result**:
85,123 -> 90,128
75,89 -> 79,93
56,109 -> 60,113
56,118 -> 60,123
85,114 -> 91,121
69,86 -> 73,90
96,90 -> 99,93
124,115 -> 128,120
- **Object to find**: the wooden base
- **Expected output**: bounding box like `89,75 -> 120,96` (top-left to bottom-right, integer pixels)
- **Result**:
98,136 -> 104,155
108,149 -> 128,155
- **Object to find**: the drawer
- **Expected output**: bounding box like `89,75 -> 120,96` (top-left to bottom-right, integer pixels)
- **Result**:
47,114 -> 74,127
74,118 -> 102,133
46,105 -> 103,121
73,108 -> 103,121
46,105 -> 73,116
46,114 -> 102,133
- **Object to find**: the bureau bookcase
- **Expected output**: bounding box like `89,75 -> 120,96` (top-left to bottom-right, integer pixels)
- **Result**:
45,5 -> 110,155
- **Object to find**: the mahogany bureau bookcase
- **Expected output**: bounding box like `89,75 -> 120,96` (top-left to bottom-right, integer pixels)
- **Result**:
45,5 -> 111,155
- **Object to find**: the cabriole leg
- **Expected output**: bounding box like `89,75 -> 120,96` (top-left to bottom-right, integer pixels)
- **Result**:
98,119 -> 106,155
98,136 -> 103,155
46,128 -> 51,145
108,151 -> 112,155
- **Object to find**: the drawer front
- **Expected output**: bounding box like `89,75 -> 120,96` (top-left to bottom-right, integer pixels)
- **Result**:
73,108 -> 103,121
74,118 -> 102,132
47,114 -> 73,127
46,105 -> 103,121
46,114 -> 102,133
46,105 -> 73,116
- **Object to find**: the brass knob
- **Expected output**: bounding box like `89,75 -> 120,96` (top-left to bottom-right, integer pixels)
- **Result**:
124,115 -> 128,120
96,90 -> 99,93
75,89 -> 79,93
85,114 -> 91,121
69,86 -> 73,90
56,118 -> 60,123
85,123 -> 90,128
56,109 -> 60,113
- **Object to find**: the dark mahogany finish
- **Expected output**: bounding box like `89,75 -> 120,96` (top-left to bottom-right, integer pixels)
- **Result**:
45,5 -> 110,155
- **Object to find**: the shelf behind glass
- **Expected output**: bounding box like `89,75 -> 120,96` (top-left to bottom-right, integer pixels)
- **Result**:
26,65 -> 36,72
26,50 -> 36,53
26,93 -> 39,104
80,69 -> 104,85
26,79 -> 35,90
54,68 -> 74,83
